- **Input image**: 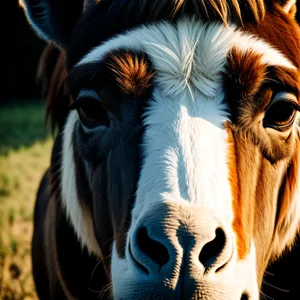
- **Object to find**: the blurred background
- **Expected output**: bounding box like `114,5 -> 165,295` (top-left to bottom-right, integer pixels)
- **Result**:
1,1 -> 49,299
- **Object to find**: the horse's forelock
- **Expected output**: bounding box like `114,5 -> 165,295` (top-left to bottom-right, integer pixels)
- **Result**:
139,0 -> 266,24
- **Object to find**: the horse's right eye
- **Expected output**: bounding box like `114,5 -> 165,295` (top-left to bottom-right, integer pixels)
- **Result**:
70,90 -> 109,128
77,98 -> 108,127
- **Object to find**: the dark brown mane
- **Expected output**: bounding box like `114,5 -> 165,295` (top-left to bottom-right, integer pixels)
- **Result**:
37,45 -> 70,133
139,0 -> 266,24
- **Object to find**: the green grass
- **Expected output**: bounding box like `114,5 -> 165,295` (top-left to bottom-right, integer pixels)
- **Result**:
0,101 -> 53,299
0,101 -> 50,156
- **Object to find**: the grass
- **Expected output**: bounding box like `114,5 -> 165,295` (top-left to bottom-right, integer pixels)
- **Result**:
0,102 -> 50,156
0,101 -> 53,300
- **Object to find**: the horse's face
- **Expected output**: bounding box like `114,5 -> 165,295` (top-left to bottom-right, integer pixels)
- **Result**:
22,0 -> 300,298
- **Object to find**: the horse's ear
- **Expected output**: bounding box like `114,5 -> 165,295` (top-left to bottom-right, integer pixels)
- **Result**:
276,0 -> 297,17
83,0 -> 96,12
271,137 -> 300,259
19,0 -> 83,49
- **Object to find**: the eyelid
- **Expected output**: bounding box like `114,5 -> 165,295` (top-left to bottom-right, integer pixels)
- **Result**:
269,92 -> 300,111
69,89 -> 101,110
78,89 -> 100,99
272,92 -> 297,104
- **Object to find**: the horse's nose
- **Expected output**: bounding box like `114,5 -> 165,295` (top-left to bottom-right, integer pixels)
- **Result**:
130,226 -> 170,272
128,203 -> 233,277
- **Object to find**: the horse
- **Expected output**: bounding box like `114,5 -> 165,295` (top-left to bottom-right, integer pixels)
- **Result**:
20,0 -> 300,299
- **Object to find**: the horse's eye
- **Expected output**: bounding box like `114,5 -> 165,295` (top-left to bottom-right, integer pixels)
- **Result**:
263,93 -> 298,131
70,89 -> 109,127
78,99 -> 108,126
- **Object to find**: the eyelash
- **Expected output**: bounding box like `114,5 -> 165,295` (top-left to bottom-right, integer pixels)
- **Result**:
69,96 -> 87,110
263,97 -> 300,131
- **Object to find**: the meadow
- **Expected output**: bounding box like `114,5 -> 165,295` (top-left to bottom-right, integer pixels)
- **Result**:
0,101 -> 53,299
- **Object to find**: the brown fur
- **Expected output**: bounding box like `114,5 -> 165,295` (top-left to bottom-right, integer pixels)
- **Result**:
226,48 -> 267,119
273,139 -> 300,254
246,3 -> 300,68
226,123 -> 249,260
243,5 -> 300,269
225,124 -> 292,283
277,0 -> 297,15
44,195 -> 77,300
32,0 -> 300,297
140,0 -> 266,24
276,142 -> 299,228
108,53 -> 154,96
223,8 -> 300,281
37,45 -> 70,133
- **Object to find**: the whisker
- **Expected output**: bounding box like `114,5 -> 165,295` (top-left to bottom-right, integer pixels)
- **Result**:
103,236 -> 115,250
263,270 -> 275,277
262,280 -> 289,293
259,290 -> 275,300
87,281 -> 113,300
98,282 -> 113,300
90,253 -> 112,279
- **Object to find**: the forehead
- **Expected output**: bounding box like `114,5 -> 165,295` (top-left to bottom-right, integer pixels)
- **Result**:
72,18 -> 296,99
67,1 -> 300,71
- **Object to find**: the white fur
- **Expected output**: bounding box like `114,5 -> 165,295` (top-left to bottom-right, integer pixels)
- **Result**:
88,19 -> 259,299
232,31 -> 296,69
112,239 -> 259,299
61,111 -> 102,257
133,90 -> 232,217
66,17 -> 297,298
77,19 -> 296,71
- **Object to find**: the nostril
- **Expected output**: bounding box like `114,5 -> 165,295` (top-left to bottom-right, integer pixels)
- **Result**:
199,227 -> 226,271
136,227 -> 169,266
241,292 -> 249,300
128,241 -> 149,274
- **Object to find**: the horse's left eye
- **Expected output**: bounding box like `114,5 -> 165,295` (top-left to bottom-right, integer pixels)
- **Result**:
263,94 -> 299,131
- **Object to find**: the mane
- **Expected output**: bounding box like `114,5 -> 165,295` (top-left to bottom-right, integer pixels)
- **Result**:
37,45 -> 70,133
139,0 -> 266,24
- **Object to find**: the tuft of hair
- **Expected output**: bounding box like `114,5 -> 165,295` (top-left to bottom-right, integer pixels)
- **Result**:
37,45 -> 71,133
108,53 -> 154,96
140,0 -> 266,24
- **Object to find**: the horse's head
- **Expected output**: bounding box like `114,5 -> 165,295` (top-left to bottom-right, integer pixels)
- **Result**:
21,0 -> 300,298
